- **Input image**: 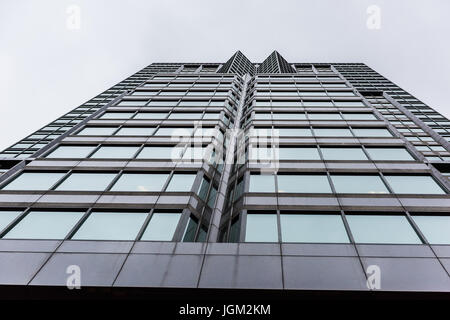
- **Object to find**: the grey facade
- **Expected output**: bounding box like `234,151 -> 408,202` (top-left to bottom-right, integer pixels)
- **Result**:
0,51 -> 450,299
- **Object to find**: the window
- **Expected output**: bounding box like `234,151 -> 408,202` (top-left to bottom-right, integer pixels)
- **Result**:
136,146 -> 184,159
278,147 -> 320,160
277,128 -> 312,137
308,113 -> 341,120
55,173 -> 116,191
346,215 -> 421,244
2,172 -> 65,191
245,214 -> 278,242
46,146 -> 96,158
342,113 -> 376,120
134,112 -> 168,119
168,113 -> 202,120
366,148 -> 414,161
72,212 -> 147,240
3,211 -> 83,239
165,173 -> 196,192
331,175 -> 388,194
321,147 -> 367,160
100,112 -> 135,119
77,127 -> 117,136
313,128 -> 353,137
272,113 -> 307,120
141,212 -> 181,241
90,146 -> 140,159
385,175 -> 445,194
278,175 -> 332,193
352,128 -> 392,137
280,214 -> 349,243
110,173 -> 169,192
413,216 -> 450,244
115,127 -> 155,136
0,211 -> 22,232
154,127 -> 193,136
249,174 -> 275,192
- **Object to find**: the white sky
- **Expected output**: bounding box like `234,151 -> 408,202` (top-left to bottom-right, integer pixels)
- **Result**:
1,0 -> 449,151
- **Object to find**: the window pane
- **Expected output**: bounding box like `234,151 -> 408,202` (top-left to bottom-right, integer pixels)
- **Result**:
331,175 -> 388,193
352,128 -> 392,137
0,211 -> 22,232
3,211 -> 83,239
346,215 -> 421,244
56,173 -> 116,191
168,113 -> 202,119
308,113 -> 341,120
278,147 -> 320,160
115,127 -> 155,136
90,146 -> 139,159
413,216 -> 450,244
321,147 -> 368,160
277,128 -> 312,137
245,214 -> 278,242
342,113 -> 376,120
272,113 -> 307,120
165,174 -> 196,192
280,214 -> 349,243
134,112 -> 167,119
385,175 -> 445,194
100,112 -> 134,119
141,212 -> 181,241
77,127 -> 117,136
249,175 -> 275,192
46,146 -> 96,158
2,172 -> 65,191
366,148 -> 414,161
314,128 -> 352,137
110,173 -> 168,192
154,127 -> 193,136
136,146 -> 184,159
72,212 -> 147,240
278,175 -> 331,193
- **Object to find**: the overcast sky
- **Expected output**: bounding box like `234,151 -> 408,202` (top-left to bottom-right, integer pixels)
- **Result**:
1,0 -> 449,151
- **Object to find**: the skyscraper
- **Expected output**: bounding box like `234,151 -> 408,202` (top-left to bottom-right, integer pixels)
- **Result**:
0,51 -> 449,299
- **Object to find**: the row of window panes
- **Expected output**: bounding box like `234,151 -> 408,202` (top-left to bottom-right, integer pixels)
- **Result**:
99,111 -> 223,120
253,112 -> 377,121
116,99 -> 229,107
0,210 -> 181,241
76,126 -> 222,138
245,212 -> 450,244
253,100 -> 366,107
1,171 -> 197,192
248,173 -> 446,194
248,146 -> 414,161
249,127 -> 393,138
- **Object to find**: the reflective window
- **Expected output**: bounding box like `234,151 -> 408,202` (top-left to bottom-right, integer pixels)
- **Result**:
385,175 -> 445,194
136,146 -> 184,159
366,148 -> 414,161
346,215 -> 421,244
308,113 -> 341,120
0,211 -> 22,232
165,174 -> 196,192
134,112 -> 167,119
342,113 -> 376,120
168,113 -> 202,119
245,214 -> 278,242
154,127 -> 194,136
278,175 -> 332,193
313,128 -> 353,137
77,127 -> 117,136
331,175 -> 389,194
280,214 -> 349,243
3,211 -> 83,239
100,112 -> 134,119
413,216 -> 450,244
110,173 -> 169,192
46,146 -> 96,158
321,147 -> 368,160
352,128 -> 392,137
115,127 -> 155,136
141,212 -> 181,241
249,174 -> 275,192
278,147 -> 320,160
2,172 -> 65,191
272,113 -> 307,120
277,128 -> 312,137
90,146 -> 139,159
56,173 -> 116,191
72,212 -> 147,240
